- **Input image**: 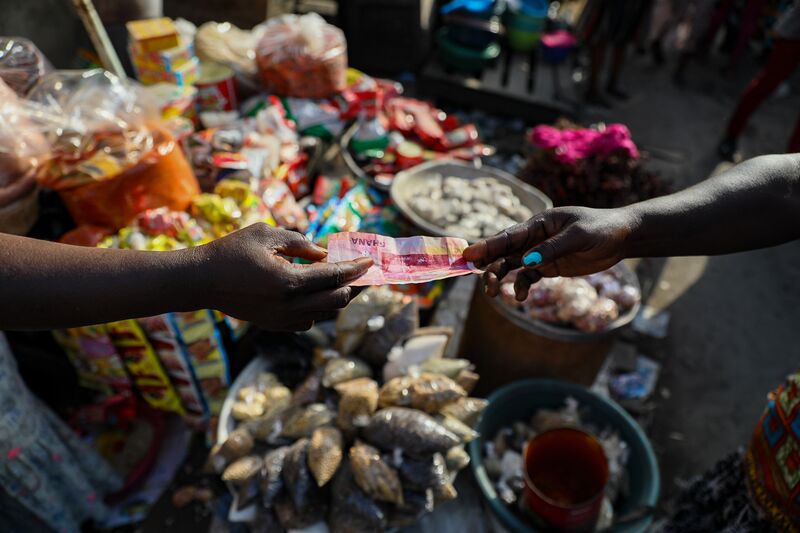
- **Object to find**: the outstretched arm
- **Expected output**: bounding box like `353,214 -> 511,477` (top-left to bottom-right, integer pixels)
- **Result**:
0,223 -> 372,331
464,153 -> 800,299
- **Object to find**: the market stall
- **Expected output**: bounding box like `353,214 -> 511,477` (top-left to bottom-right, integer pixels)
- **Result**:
0,7 -> 672,533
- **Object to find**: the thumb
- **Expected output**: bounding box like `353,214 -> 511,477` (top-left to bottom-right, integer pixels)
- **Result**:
275,230 -> 328,262
521,229 -> 584,271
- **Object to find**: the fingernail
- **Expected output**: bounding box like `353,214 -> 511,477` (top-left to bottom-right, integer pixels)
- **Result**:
523,251 -> 542,266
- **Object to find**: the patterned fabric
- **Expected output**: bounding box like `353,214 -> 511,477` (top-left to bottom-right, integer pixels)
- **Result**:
0,333 -> 122,533
658,450 -> 778,533
746,373 -> 800,532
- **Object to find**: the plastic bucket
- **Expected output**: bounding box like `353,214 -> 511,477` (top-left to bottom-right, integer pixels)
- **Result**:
458,263 -> 640,394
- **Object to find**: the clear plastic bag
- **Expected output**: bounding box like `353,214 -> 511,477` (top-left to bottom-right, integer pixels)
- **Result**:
29,70 -> 198,229
0,37 -> 51,96
255,13 -> 347,99
0,79 -> 49,192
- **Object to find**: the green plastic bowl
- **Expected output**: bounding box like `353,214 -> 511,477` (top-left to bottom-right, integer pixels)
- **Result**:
437,27 -> 501,73
468,379 -> 660,532
507,26 -> 541,52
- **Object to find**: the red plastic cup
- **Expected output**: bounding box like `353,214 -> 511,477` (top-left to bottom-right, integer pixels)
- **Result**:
523,427 -> 609,532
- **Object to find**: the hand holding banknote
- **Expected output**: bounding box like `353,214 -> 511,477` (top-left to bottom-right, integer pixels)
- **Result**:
327,232 -> 481,286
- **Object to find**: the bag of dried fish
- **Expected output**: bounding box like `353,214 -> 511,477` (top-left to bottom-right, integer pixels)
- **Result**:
407,373 -> 467,413
437,414 -> 479,443
335,377 -> 379,433
445,446 -> 470,473
364,407 -> 460,456
336,287 -> 405,355
223,455 -> 264,510
419,358 -> 472,380
387,489 -> 435,529
308,426 -> 343,487
440,397 -> 488,427
281,438 -> 327,523
329,461 -> 387,533
281,403 -> 334,439
358,298 -> 419,367
350,440 -> 404,505
378,376 -> 415,409
291,366 -> 324,407
260,446 -> 289,508
209,428 -> 254,471
455,369 -> 480,395
322,357 -> 372,388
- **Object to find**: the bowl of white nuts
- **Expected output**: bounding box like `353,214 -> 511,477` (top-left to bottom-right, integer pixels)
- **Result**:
390,160 -> 553,243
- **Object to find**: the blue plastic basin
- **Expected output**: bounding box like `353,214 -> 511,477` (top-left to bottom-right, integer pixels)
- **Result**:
468,378 -> 660,532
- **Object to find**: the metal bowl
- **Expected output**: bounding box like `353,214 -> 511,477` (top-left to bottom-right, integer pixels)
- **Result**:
390,159 -> 553,243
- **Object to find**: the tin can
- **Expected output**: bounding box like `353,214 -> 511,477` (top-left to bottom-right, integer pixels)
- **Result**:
523,427 -> 609,532
196,62 -> 238,112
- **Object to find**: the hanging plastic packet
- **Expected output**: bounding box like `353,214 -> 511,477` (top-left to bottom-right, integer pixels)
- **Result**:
350,112 -> 390,155
261,178 -> 309,231
274,151 -> 310,198
281,96 -> 344,140
53,326 -> 133,396
312,183 -> 373,247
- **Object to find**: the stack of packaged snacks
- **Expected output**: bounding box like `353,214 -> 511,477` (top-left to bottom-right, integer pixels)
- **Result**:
126,17 -> 199,86
138,315 -> 209,427
53,326 -> 133,397
168,311 -> 231,416
105,319 -> 186,415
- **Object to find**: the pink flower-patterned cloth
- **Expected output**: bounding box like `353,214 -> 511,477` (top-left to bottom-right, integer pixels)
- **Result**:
529,123 -> 640,165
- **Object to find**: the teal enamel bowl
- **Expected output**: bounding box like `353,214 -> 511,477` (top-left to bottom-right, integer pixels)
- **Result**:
468,379 -> 660,532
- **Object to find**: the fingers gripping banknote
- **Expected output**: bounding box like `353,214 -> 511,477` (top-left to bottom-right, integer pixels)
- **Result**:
327,232 -> 482,286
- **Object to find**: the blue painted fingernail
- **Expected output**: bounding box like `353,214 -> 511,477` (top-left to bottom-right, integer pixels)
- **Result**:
523,251 -> 542,266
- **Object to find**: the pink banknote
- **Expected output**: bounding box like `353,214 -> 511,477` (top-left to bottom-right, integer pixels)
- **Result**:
327,232 -> 482,286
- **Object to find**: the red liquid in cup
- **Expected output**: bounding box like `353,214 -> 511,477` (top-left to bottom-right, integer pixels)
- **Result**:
523,427 -> 609,532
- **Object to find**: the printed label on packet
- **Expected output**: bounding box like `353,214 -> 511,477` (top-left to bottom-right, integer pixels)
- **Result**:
327,232 -> 481,286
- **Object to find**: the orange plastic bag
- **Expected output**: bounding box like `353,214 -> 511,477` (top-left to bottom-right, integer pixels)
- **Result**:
54,127 -> 198,229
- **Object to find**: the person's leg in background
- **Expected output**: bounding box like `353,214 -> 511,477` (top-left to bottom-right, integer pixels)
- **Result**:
719,38 -> 800,159
724,0 -> 769,75
695,0 -> 736,59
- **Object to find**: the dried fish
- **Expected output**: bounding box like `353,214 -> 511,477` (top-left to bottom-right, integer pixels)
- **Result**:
217,428 -> 254,462
455,369 -> 480,395
364,407 -> 460,456
322,357 -> 372,388
396,451 -> 457,503
263,385 -> 292,407
378,376 -> 415,409
440,397 -> 488,427
237,384 -> 259,401
222,455 -> 263,484
281,403 -> 334,439
335,377 -> 379,432
387,489 -> 435,529
231,400 -> 264,421
445,446 -> 470,473
358,299 -> 419,367
260,446 -> 288,508
407,373 -> 467,413
291,366 -> 324,407
329,461 -> 387,533
243,402 -> 289,442
419,358 -> 472,380
281,438 -> 327,522
308,426 -> 343,487
350,441 -> 404,505
437,415 -> 479,443
336,287 -> 405,355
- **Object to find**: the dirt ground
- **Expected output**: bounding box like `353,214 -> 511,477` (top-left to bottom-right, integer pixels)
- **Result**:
583,50 -> 800,502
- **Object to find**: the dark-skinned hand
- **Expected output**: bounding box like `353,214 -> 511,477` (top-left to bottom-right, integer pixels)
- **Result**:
198,223 -> 372,331
463,206 -> 637,302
